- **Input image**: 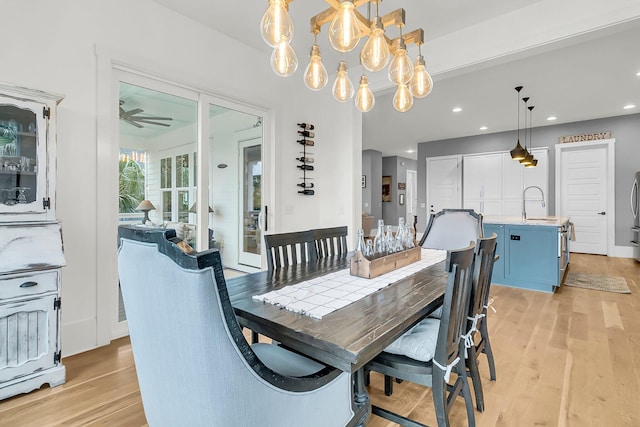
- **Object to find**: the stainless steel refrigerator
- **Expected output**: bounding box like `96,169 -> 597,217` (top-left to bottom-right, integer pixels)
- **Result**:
632,172 -> 639,261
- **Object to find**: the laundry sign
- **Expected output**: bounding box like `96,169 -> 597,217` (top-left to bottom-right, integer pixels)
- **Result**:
558,132 -> 611,144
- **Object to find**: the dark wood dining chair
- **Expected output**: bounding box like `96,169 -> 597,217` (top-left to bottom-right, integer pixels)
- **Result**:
419,209 -> 483,250
365,243 -> 477,427
313,226 -> 348,259
263,230 -> 318,271
464,233 -> 498,412
117,226 -> 359,427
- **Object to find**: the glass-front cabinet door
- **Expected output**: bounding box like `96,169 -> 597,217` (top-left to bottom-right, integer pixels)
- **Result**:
0,94 -> 52,219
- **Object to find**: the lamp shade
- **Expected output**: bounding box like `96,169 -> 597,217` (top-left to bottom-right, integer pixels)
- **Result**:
188,202 -> 214,213
136,200 -> 155,211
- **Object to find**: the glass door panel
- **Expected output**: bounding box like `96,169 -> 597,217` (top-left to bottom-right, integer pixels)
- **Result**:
239,141 -> 262,267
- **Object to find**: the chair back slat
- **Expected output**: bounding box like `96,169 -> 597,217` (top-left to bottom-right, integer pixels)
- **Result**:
470,233 -> 498,320
264,230 -> 317,271
435,242 -> 476,367
313,226 -> 348,259
420,209 -> 483,250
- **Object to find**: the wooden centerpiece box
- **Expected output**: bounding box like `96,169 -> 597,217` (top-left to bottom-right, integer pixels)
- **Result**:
350,246 -> 421,279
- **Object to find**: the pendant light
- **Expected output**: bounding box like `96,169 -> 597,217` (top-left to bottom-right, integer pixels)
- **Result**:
388,35 -> 414,85
271,35 -> 298,77
525,105 -> 538,168
409,43 -> 433,98
355,75 -> 375,112
393,83 -> 413,112
360,1 -> 390,72
260,0 -> 294,47
304,38 -> 328,90
328,0 -> 361,53
519,97 -> 533,165
332,60 -> 354,102
510,86 -> 527,160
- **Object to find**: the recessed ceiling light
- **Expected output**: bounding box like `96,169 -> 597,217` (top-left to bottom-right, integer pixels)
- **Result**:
406,149 -> 415,154
547,116 -> 557,121
452,107 -> 462,113
636,71 -> 640,76
479,126 -> 488,131
624,104 -> 636,110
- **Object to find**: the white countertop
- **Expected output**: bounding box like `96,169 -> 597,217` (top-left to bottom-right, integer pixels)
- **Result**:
483,215 -> 570,227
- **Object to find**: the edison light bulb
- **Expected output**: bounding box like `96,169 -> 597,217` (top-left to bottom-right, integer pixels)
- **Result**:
271,37 -> 298,77
393,83 -> 413,112
304,45 -> 328,90
355,75 -> 375,112
328,0 -> 361,53
409,55 -> 433,98
332,61 -> 354,102
388,39 -> 414,85
360,17 -> 390,72
260,0 -> 294,47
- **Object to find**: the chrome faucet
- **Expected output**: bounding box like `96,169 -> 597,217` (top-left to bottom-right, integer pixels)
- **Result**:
522,185 -> 546,222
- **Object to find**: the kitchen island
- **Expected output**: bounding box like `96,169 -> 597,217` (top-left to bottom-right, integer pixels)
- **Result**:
483,216 -> 570,293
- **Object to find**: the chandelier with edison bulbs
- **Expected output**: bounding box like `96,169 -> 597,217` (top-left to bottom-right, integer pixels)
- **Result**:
260,0 -> 433,113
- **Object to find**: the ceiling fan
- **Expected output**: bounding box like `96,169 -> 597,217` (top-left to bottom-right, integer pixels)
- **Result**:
119,100 -> 173,128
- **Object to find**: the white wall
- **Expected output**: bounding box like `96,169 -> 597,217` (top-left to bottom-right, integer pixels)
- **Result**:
2,0 -> 360,355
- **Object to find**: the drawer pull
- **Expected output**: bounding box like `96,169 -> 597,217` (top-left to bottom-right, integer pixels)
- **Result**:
20,281 -> 39,288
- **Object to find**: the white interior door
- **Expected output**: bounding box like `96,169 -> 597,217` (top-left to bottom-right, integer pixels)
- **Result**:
559,145 -> 609,254
426,155 -> 462,215
406,169 -> 417,222
238,138 -> 262,268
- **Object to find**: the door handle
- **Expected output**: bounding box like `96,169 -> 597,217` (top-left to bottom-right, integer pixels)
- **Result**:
597,211 -> 606,215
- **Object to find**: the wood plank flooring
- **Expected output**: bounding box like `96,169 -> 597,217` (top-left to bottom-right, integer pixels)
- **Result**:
0,254 -> 638,426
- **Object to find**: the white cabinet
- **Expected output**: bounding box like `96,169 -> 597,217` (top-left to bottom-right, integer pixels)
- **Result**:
463,149 -> 548,217
0,84 -> 65,400
463,153 -> 502,215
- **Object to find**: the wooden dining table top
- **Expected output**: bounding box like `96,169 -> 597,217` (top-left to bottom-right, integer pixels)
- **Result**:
227,256 -> 448,373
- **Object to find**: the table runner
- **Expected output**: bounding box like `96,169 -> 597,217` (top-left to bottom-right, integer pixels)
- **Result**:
252,249 -> 447,319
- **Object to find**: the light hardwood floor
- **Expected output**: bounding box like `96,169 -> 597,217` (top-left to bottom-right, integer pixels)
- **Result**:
1,254 -> 638,426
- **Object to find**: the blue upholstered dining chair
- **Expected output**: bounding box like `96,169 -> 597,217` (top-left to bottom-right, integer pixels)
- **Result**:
117,226 -> 358,427
365,243 -> 477,427
419,209 -> 483,250
464,233 -> 498,412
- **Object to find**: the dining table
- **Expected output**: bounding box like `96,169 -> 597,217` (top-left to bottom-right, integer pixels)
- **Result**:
227,254 -> 449,426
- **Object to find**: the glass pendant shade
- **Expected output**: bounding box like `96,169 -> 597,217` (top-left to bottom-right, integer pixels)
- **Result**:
260,0 -> 294,47
304,45 -> 328,90
332,61 -> 354,102
328,0 -> 361,53
360,18 -> 390,72
355,75 -> 375,112
388,39 -> 414,85
393,83 -> 414,112
271,37 -> 298,77
409,55 -> 432,98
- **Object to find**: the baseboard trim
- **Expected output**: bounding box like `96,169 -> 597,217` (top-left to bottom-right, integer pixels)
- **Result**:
612,245 -> 634,258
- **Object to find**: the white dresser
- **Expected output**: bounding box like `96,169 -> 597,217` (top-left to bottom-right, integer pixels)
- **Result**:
0,83 -> 65,400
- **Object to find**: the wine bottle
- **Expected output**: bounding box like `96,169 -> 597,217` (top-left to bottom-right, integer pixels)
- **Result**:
297,123 -> 315,130
297,164 -> 314,171
296,156 -> 314,163
297,182 -> 314,188
298,189 -> 315,195
297,130 -> 315,138
297,139 -> 314,146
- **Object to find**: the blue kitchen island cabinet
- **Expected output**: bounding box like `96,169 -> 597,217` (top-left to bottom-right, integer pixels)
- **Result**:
484,216 -> 570,293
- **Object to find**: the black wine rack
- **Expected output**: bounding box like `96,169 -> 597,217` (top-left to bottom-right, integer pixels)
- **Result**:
297,123 -> 315,195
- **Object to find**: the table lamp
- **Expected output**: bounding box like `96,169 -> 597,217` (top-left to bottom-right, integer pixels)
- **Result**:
136,200 -> 156,224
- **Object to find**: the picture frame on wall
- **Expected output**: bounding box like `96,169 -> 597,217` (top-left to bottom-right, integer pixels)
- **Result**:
399,194 -> 405,205
382,176 -> 391,202
361,175 -> 366,188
